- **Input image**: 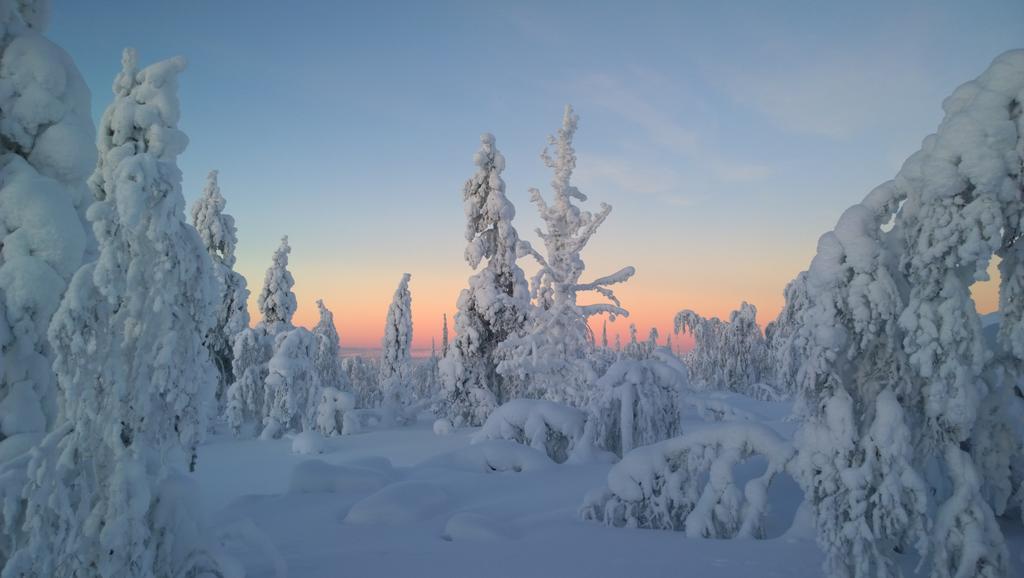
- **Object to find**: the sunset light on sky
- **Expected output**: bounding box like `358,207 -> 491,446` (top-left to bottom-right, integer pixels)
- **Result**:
48,0 -> 1021,354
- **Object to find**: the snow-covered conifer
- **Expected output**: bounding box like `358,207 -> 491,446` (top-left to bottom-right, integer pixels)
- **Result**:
442,313 -> 449,357
601,320 -> 608,349
379,273 -> 413,422
497,106 -> 635,407
190,169 -> 250,405
263,327 -> 319,438
5,49 -> 224,577
441,133 -> 531,426
674,303 -> 768,395
0,0 -> 95,454
313,299 -> 345,390
257,235 -> 297,333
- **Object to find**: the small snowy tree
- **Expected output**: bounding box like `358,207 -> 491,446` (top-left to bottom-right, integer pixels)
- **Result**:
497,106 -> 635,407
224,326 -> 272,436
262,327 -> 319,439
441,133 -> 531,426
674,303 -> 768,396
379,273 -> 413,422
190,169 -> 250,406
313,299 -> 345,390
344,355 -> 380,409
257,235 -> 297,334
4,49 -> 224,577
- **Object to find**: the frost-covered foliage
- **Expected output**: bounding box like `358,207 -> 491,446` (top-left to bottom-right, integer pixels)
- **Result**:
588,356 -> 687,457
674,302 -> 769,396
4,49 -> 226,577
497,106 -> 635,407
257,235 -> 297,334
765,271 -> 809,394
313,299 -> 346,390
315,387 -> 355,437
472,399 -> 586,464
224,326 -> 272,436
262,327 -> 319,439
581,423 -> 793,539
344,355 -> 379,409
190,169 -> 250,405
0,0 -> 95,454
379,273 -> 414,422
773,50 -> 1024,577
441,133 -> 531,427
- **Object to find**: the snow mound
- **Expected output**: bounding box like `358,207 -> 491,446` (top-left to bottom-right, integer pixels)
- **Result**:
288,459 -> 398,495
417,439 -> 553,473
290,431 -> 327,455
344,481 -> 450,525
442,511 -> 515,542
473,399 -> 586,463
581,422 -> 794,539
433,418 -> 453,436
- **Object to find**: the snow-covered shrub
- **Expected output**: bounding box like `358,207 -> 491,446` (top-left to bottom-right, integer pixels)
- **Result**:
315,387 -> 355,437
442,133 -> 531,427
263,327 -> 319,438
378,273 -> 414,423
674,302 -> 769,396
581,423 -> 794,539
224,325 -> 272,435
588,356 -> 687,457
190,169 -> 250,407
4,49 -> 226,577
0,0 -> 95,455
472,399 -> 586,464
496,106 -> 635,407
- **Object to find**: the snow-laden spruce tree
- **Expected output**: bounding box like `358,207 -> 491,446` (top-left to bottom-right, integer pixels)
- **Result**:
344,355 -> 379,409
313,299 -> 345,390
496,106 -> 635,407
4,49 -> 225,577
262,327 -> 319,438
782,50 -> 1024,578
440,133 -> 531,426
223,236 -> 297,435
442,313 -> 449,356
257,235 -> 297,334
190,169 -> 250,406
0,0 -> 95,456
379,273 -> 413,422
765,271 -> 811,395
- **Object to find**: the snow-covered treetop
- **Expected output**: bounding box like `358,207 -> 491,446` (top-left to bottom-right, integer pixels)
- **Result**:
519,105 -> 635,319
257,235 -> 297,329
314,298 -> 339,346
190,169 -> 238,267
462,132 -> 520,270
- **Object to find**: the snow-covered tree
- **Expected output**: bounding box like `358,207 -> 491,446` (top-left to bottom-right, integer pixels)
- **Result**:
497,106 -> 635,407
224,326 -> 272,436
783,50 -> 1024,577
313,299 -> 345,390
262,327 -> 319,438
344,355 -> 379,409
674,303 -> 768,395
765,271 -> 810,394
441,133 -> 531,426
442,313 -> 449,356
190,169 -> 250,406
379,273 -> 413,422
0,0 -> 95,455
601,320 -> 608,349
4,49 -> 225,577
257,235 -> 297,334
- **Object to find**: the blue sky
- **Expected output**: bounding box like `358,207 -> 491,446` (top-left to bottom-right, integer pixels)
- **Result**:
49,0 -> 1024,350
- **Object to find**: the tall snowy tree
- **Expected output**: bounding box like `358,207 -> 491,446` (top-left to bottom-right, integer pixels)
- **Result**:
190,169 -> 250,406
440,133 -> 531,426
0,0 -> 95,456
442,313 -> 449,357
496,106 -> 635,407
257,235 -> 297,333
379,273 -> 413,422
4,49 -> 224,577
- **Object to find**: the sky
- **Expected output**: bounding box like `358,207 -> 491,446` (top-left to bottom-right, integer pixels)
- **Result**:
49,0 -> 1024,355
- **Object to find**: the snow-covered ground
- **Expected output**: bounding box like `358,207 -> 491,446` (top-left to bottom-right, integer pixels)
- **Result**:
193,396 -> 826,577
